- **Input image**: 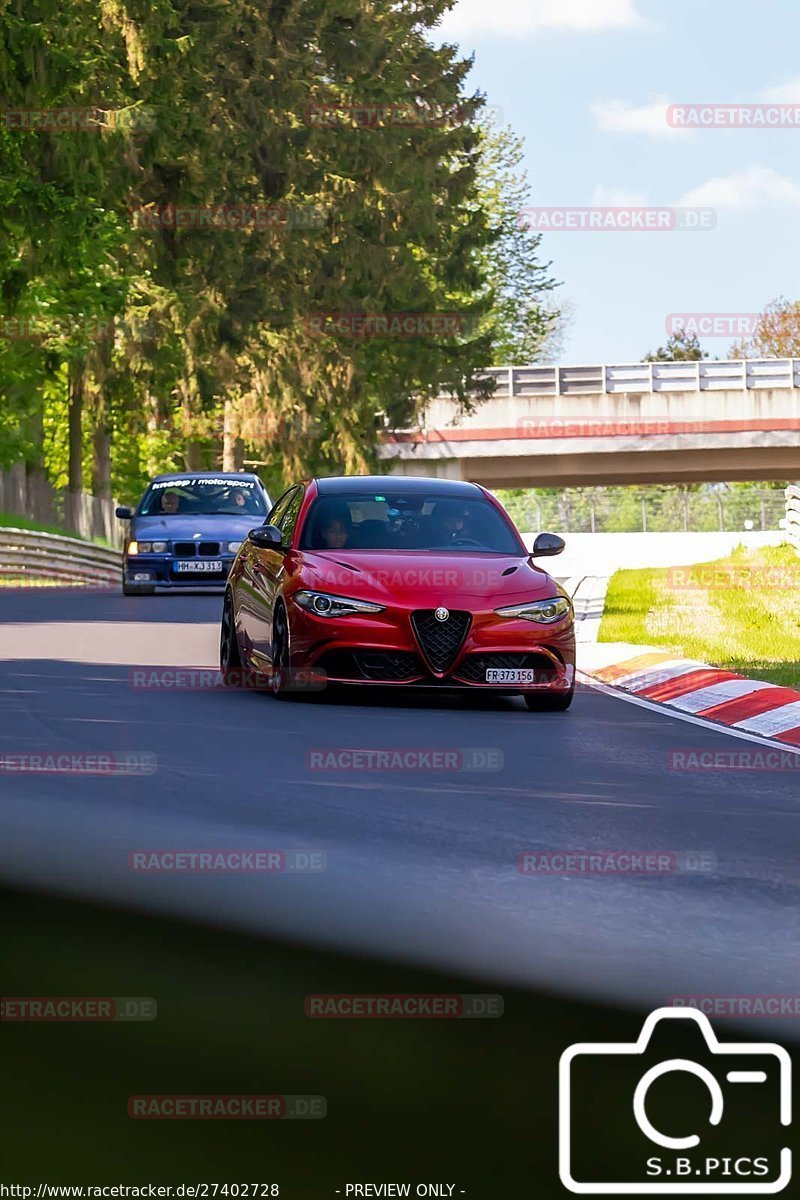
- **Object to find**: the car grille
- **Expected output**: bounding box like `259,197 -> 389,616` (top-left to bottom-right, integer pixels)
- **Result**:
172,541 -> 222,557
410,610 -> 471,674
455,653 -> 559,684
317,650 -> 424,682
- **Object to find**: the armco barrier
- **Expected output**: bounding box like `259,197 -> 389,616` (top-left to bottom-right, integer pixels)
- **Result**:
456,358 -> 800,399
785,484 -> 800,556
0,528 -> 121,587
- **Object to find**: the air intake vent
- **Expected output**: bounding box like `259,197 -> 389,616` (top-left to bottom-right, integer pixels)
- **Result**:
410,610 -> 471,674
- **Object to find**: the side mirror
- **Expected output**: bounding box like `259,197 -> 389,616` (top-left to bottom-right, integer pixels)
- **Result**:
115,506 -> 133,520
532,532 -> 565,557
249,524 -> 283,550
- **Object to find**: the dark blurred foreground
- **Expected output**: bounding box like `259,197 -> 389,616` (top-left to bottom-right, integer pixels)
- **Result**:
1,886 -> 795,1197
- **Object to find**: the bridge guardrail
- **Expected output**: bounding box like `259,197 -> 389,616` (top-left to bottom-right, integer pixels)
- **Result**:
785,485 -> 800,555
465,359 -> 800,399
0,528 -> 122,587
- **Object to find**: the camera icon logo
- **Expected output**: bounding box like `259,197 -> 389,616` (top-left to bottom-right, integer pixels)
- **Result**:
560,1007 -> 792,1194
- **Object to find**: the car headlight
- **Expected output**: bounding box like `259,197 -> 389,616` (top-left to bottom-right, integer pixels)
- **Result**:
227,541 -> 243,553
151,541 -> 168,553
294,590 -> 385,618
495,596 -> 572,624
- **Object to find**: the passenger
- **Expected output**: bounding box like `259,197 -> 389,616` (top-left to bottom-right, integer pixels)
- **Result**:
230,489 -> 247,509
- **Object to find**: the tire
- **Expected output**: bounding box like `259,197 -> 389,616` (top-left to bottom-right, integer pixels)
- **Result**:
270,602 -> 291,698
220,588 -> 243,685
523,687 -> 574,712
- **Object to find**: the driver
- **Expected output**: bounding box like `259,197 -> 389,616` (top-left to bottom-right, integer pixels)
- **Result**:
431,500 -> 471,543
159,490 -> 181,515
230,489 -> 248,509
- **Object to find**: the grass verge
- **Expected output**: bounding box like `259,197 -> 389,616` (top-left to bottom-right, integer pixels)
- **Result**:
0,510 -> 81,538
0,510 -> 115,547
599,542 -> 800,688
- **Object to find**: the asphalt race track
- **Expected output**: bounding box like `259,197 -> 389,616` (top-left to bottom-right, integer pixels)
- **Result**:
1,589 -> 798,1018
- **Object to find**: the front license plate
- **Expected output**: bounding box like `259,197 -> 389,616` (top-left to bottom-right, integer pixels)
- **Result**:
486,668 -> 536,684
173,560 -> 223,573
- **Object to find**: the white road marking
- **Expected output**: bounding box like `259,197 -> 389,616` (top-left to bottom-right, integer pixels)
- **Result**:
672,679 -> 776,714
616,660 -> 706,691
734,701 -> 800,736
577,672 -> 800,758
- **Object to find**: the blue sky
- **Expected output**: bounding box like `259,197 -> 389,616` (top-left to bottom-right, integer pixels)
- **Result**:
434,0 -> 800,363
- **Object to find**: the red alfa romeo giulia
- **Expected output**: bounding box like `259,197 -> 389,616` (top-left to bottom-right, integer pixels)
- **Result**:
220,476 -> 576,710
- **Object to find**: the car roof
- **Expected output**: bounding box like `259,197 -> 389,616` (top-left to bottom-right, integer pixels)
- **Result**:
314,475 -> 483,498
149,472 -> 263,483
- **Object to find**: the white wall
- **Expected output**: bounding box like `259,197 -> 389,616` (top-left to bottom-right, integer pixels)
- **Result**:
522,530 -> 785,577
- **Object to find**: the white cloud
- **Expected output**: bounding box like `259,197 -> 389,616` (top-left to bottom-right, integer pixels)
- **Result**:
437,0 -> 645,39
677,165 -> 800,209
591,185 -> 648,207
591,96 -> 691,140
760,78 -> 800,103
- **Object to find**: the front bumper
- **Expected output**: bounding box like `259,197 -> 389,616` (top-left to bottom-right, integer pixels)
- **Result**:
286,600 -> 576,692
124,554 -> 235,589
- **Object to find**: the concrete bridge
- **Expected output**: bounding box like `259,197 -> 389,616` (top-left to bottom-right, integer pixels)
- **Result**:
382,359 -> 800,487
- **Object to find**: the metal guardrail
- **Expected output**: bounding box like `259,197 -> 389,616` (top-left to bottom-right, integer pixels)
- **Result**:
785,485 -> 800,555
465,359 -> 800,399
0,528 -> 122,587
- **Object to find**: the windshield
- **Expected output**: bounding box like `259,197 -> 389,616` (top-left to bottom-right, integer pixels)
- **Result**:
300,490 -> 522,554
139,478 -> 267,518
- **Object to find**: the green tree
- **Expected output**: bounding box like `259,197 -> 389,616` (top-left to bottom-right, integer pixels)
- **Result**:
644,330 -> 707,361
471,118 -> 563,364
0,0 -> 562,507
731,297 -> 800,358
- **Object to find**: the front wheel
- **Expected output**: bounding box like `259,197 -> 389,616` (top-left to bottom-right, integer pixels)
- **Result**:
523,687 -> 574,712
220,589 -> 242,685
270,603 -> 291,698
